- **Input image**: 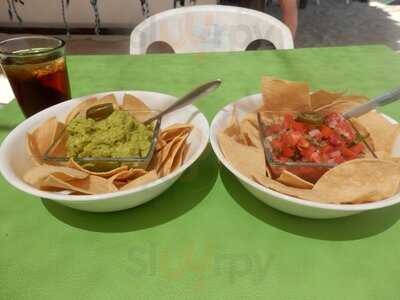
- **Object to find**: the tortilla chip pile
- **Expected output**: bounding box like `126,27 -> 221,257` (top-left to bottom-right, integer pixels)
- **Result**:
219,76 -> 400,204
24,93 -> 193,195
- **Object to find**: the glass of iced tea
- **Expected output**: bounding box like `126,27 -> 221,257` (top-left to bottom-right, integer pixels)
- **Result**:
0,36 -> 71,117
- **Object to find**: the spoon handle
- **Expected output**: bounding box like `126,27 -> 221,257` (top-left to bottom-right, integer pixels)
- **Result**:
343,88 -> 400,119
144,80 -> 221,124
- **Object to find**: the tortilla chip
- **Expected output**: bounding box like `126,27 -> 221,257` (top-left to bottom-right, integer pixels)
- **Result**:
277,170 -> 314,189
26,133 -> 43,166
98,94 -> 118,108
313,159 -> 400,204
218,132 -> 266,178
153,141 -> 175,173
47,129 -> 68,157
120,170 -> 159,191
160,135 -> 188,176
259,76 -> 311,112
23,165 -> 88,186
151,131 -> 190,175
224,104 -> 242,141
389,157 -> 400,164
240,118 -> 262,149
156,138 -> 168,152
314,100 -> 361,114
253,173 -> 314,199
371,151 -> 400,165
122,93 -> 151,111
31,117 -> 64,156
159,124 -> 193,143
122,94 -> 152,123
155,132 -> 189,176
149,149 -> 162,171
375,151 -> 391,160
157,134 -> 184,161
171,143 -> 189,172
314,93 -> 368,114
310,90 -> 343,110
356,111 -> 399,153
242,113 -> 258,128
67,159 -> 129,178
41,174 -> 118,195
337,94 -> 368,103
108,168 -> 147,184
110,169 -> 149,189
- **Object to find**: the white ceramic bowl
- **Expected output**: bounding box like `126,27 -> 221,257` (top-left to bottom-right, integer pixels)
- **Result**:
0,91 -> 209,212
210,94 -> 400,219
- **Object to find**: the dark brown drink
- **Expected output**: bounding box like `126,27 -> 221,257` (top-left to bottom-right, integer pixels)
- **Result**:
3,56 -> 70,117
0,37 -> 71,117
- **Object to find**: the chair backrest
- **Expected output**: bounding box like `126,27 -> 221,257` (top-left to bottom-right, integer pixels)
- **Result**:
130,5 -> 294,54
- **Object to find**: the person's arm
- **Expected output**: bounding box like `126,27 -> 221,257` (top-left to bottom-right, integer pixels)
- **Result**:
279,0 -> 298,38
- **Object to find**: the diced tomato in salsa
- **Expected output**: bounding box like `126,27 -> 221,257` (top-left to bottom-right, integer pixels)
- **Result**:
282,147 -> 295,158
340,146 -> 357,159
291,121 -> 307,133
271,139 -> 283,152
334,156 -> 345,164
320,125 -> 333,139
297,137 -> 310,149
351,143 -> 365,155
300,146 -> 316,161
329,133 -> 344,147
277,156 -> 289,163
266,112 -> 366,166
310,151 -> 321,163
282,131 -> 302,147
268,123 -> 282,134
325,112 -> 356,141
283,113 -> 294,129
321,144 -> 334,155
308,128 -> 322,140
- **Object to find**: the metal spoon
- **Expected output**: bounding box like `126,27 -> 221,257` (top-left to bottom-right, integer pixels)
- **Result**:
343,87 -> 400,119
86,80 -> 222,123
143,79 -> 222,124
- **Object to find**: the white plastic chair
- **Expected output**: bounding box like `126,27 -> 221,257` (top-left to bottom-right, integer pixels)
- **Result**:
130,5 -> 294,54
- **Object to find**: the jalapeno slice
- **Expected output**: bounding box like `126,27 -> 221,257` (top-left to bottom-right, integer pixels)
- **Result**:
296,111 -> 324,125
86,103 -> 114,121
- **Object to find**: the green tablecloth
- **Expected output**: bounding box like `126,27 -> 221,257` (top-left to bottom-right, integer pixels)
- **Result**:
2,46 -> 400,300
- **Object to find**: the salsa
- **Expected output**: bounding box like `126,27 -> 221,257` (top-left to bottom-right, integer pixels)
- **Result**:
67,110 -> 154,158
265,112 -> 366,164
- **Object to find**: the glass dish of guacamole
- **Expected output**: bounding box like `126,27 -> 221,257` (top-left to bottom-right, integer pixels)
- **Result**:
44,109 -> 161,171
67,110 -> 154,158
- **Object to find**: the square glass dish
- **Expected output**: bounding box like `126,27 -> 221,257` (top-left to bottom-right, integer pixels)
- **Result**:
43,105 -> 161,171
257,111 -> 376,183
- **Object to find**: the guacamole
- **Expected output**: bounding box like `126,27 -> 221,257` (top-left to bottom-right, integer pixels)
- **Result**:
67,110 -> 154,158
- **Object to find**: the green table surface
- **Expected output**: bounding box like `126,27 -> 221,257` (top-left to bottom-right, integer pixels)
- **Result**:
2,45 -> 400,300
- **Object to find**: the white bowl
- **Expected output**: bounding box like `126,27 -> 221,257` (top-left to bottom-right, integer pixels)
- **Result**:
210,94 -> 400,219
0,91 -> 209,212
